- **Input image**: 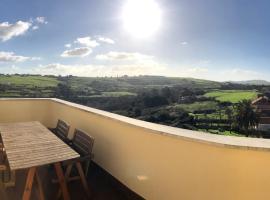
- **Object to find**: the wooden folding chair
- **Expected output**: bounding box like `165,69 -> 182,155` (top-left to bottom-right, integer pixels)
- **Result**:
71,129 -> 94,176
57,129 -> 94,198
50,119 -> 71,143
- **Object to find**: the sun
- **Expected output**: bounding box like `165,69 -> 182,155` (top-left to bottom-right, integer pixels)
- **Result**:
122,0 -> 162,38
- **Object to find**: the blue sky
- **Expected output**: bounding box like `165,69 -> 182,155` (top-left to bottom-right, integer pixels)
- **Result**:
0,0 -> 270,81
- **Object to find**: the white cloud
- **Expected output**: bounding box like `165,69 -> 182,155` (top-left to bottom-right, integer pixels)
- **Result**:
98,37 -> 115,44
30,57 -> 42,61
95,51 -> 166,75
219,68 -> 263,81
165,65 -> 266,82
186,67 -> 208,73
61,47 -> 92,57
65,43 -> 71,48
36,62 -> 166,77
0,51 -> 33,62
75,37 -> 99,47
32,25 -> 39,30
165,66 -> 209,78
35,17 -> 48,24
180,41 -> 188,45
0,21 -> 31,41
96,51 -> 153,61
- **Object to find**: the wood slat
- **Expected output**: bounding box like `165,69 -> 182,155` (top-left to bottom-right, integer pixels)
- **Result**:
55,120 -> 70,140
0,121 -> 79,171
73,129 -> 94,156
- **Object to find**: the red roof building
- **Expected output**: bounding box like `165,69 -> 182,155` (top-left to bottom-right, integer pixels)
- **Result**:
252,96 -> 270,131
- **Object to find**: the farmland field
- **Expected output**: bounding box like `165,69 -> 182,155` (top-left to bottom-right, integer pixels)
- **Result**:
204,90 -> 258,103
0,75 -> 59,87
172,101 -> 218,113
90,91 -> 137,97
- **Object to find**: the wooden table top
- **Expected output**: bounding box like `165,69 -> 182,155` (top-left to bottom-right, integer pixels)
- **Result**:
0,121 -> 79,171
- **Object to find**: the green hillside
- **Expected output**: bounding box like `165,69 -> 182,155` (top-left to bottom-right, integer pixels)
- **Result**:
0,75 -> 59,87
204,90 -> 258,103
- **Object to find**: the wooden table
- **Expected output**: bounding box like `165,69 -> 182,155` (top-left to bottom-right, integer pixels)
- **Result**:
0,121 -> 80,200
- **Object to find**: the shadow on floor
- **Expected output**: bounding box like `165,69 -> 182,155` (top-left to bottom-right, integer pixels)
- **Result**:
0,162 -> 144,200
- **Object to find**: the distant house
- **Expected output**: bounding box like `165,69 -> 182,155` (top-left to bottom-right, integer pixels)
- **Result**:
252,96 -> 270,131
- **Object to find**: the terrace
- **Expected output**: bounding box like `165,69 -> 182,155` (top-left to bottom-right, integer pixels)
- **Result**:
1,98 -> 270,200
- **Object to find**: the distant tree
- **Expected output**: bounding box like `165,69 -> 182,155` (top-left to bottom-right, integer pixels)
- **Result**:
139,89 -> 169,107
55,83 -> 73,99
233,100 -> 258,136
161,87 -> 173,102
225,107 -> 233,133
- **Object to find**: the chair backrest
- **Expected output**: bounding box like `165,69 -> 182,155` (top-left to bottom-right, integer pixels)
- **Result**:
55,119 -> 70,141
72,129 -> 94,157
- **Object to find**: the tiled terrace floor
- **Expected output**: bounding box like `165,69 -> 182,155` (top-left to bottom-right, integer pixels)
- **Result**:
0,163 -> 143,200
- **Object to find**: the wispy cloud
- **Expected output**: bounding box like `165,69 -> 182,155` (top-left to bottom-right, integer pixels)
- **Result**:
166,66 -> 265,81
0,21 -> 31,41
61,47 -> 92,57
0,17 -> 48,41
165,66 -> 209,78
96,51 -> 153,61
75,36 -> 99,47
65,43 -> 71,48
98,37 -> 115,44
186,67 -> 208,73
95,51 -> 166,75
219,68 -> 263,81
35,17 -> 48,24
0,51 -> 38,62
36,62 -> 166,77
180,41 -> 188,45
32,25 -> 39,30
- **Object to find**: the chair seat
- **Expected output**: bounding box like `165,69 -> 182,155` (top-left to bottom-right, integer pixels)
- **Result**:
62,153 -> 94,166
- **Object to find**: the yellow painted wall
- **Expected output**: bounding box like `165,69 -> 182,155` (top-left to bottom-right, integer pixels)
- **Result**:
0,99 -> 52,126
1,99 -> 270,200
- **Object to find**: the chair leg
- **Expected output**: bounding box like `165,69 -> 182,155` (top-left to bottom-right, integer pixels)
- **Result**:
85,161 -> 90,178
56,162 -> 91,199
57,164 -> 73,199
3,170 -> 15,188
76,162 -> 91,198
54,162 -> 70,200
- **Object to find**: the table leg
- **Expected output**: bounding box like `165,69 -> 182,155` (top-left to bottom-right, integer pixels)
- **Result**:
35,170 -> 45,200
22,167 -> 36,200
54,162 -> 70,200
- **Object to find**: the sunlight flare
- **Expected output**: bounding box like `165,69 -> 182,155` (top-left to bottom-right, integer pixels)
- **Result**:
122,0 -> 162,38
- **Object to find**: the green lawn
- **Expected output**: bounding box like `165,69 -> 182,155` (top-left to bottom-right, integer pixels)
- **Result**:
193,111 -> 228,120
172,101 -> 218,112
204,90 -> 258,103
0,75 -> 59,87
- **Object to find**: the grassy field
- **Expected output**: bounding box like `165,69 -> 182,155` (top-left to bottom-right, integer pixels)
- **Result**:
0,75 -> 59,87
0,75 -> 59,97
172,101 -> 218,112
204,90 -> 258,103
89,91 -> 137,98
193,111 -> 228,120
